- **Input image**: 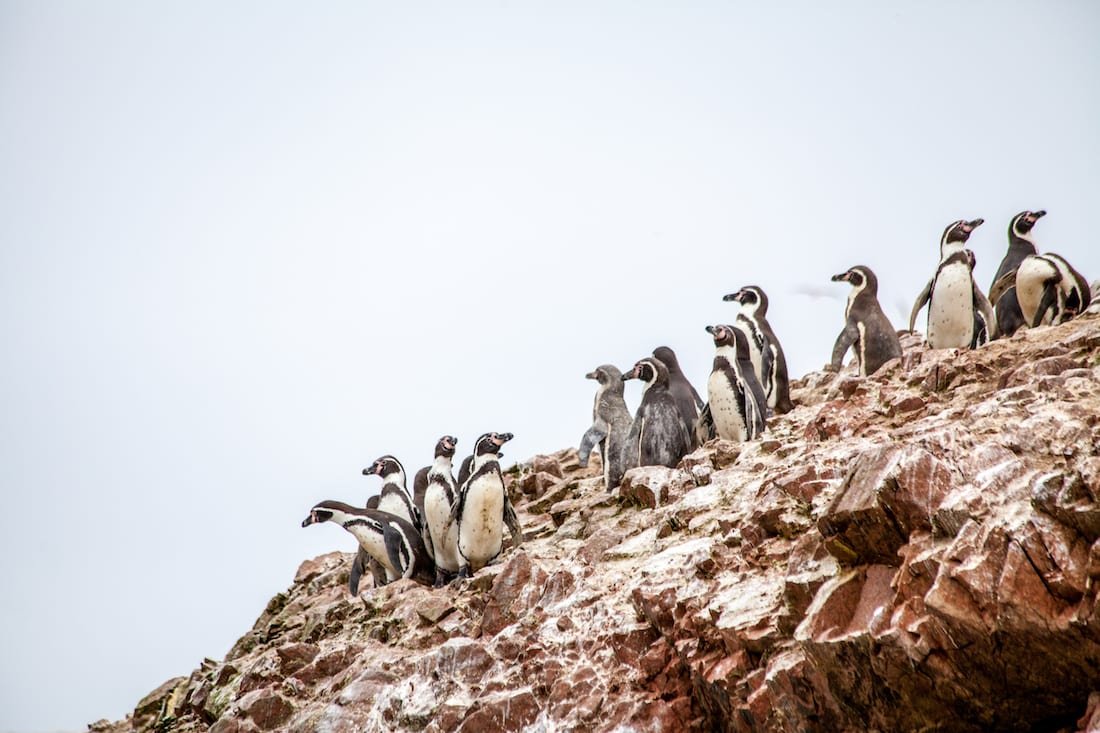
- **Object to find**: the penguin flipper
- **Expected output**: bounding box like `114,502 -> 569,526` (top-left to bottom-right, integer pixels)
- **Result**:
694,403 -> 715,445
989,271 -> 1018,310
383,525 -> 412,580
578,422 -> 609,467
830,322 -> 859,371
1033,278 -> 1063,327
349,547 -> 370,595
504,499 -> 524,549
909,280 -> 932,333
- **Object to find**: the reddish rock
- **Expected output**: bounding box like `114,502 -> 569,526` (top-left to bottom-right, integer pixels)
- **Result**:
480,551 -> 547,636
455,690 -> 540,732
237,689 -> 295,730
291,645 -> 362,685
619,466 -> 693,508
530,454 -> 564,478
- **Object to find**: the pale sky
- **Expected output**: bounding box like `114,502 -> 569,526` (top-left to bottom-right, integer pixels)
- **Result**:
1,2 -> 1098,730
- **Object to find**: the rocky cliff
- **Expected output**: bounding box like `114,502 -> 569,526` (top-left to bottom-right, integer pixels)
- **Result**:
94,315 -> 1100,733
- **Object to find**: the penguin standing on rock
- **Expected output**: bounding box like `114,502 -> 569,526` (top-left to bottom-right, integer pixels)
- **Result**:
704,325 -> 767,442
302,501 -> 435,590
578,364 -> 634,491
722,286 -> 793,414
622,358 -> 691,468
909,218 -> 996,349
651,346 -> 704,448
448,432 -> 523,577
993,251 -> 1092,328
829,266 -> 902,376
990,210 -> 1045,337
421,435 -> 461,587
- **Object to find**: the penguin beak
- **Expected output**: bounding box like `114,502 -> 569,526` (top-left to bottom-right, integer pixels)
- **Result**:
302,511 -> 318,527
831,272 -> 850,283
621,367 -> 636,381
1033,210 -> 1047,219
491,432 -> 514,447
721,292 -> 738,302
585,370 -> 597,380
705,325 -> 718,335
964,218 -> 984,232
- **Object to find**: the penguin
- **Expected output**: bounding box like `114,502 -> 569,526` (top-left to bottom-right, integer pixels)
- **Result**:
578,364 -> 634,490
704,324 -> 767,442
990,210 -> 1045,337
909,218 -> 997,349
447,432 -> 523,576
421,435 -> 461,587
829,266 -> 903,376
302,501 -> 435,590
722,286 -> 793,414
994,252 -> 1092,328
622,357 -> 691,468
362,455 -> 420,532
651,346 -> 705,449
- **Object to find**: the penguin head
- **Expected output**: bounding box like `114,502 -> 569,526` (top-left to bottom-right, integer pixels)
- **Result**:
363,455 -> 406,481
622,358 -> 668,388
651,346 -> 681,372
722,286 -> 768,315
473,432 -> 513,457
302,500 -> 344,527
831,266 -> 878,294
586,364 -> 624,386
435,435 -> 458,458
1011,210 -> 1046,239
705,324 -> 735,347
941,218 -> 984,247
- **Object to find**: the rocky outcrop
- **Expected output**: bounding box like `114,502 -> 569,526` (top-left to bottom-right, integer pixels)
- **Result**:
94,316 -> 1100,733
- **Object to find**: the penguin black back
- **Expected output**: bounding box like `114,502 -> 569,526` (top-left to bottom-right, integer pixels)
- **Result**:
652,346 -> 704,448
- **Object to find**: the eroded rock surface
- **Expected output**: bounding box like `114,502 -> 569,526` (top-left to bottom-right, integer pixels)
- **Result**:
95,316 -> 1100,732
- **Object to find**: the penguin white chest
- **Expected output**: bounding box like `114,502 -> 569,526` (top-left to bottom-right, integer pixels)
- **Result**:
377,492 -> 413,527
458,473 -> 505,569
347,523 -> 397,577
927,263 -> 974,349
1015,257 -> 1057,326
424,484 -> 461,573
707,368 -> 747,441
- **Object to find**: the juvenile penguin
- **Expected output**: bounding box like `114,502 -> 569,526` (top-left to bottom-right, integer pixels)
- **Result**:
448,432 -> 523,576
421,435 -> 461,587
362,455 -> 420,532
990,209 -> 1045,337
704,324 -> 767,442
722,286 -> 793,414
578,364 -> 634,491
302,501 -> 434,590
909,218 -> 996,349
622,357 -> 691,468
997,252 -> 1092,327
829,266 -> 903,376
651,346 -> 704,449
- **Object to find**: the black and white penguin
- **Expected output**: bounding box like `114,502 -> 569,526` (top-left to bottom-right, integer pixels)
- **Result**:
302,500 -> 434,590
829,266 -> 903,376
996,251 -> 1092,328
651,346 -> 705,448
421,435 -> 461,587
909,218 -> 996,349
362,455 -> 420,532
704,324 -> 767,442
578,364 -> 634,491
990,210 -> 1045,337
622,357 -> 691,468
722,286 -> 793,414
350,494 -> 390,592
448,432 -> 523,576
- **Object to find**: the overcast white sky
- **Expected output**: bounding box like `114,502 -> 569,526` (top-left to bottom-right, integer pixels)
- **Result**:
2,2 -> 1098,731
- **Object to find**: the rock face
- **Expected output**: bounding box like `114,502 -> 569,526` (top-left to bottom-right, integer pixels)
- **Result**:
96,317 -> 1100,733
